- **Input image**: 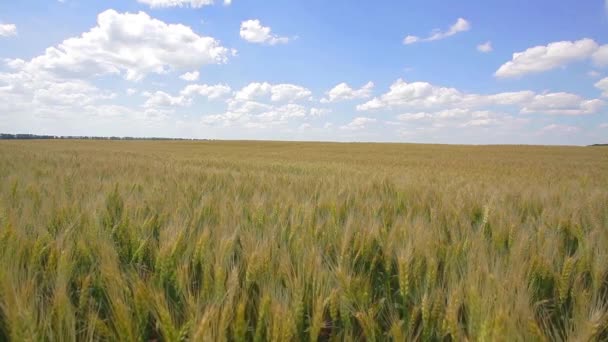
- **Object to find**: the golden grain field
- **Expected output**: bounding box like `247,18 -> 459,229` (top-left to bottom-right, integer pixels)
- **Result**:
0,140 -> 607,341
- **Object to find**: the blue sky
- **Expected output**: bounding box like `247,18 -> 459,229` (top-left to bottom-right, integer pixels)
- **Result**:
0,0 -> 607,144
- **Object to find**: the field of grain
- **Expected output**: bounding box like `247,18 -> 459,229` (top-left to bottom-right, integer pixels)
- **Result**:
0,140 -> 607,341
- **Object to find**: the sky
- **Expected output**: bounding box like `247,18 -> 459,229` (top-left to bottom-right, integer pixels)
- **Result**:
0,0 -> 607,144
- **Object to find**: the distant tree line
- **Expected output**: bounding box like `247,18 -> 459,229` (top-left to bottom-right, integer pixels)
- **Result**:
0,133 -> 207,141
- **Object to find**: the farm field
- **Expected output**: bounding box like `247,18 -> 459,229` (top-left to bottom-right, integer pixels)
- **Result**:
0,140 -> 607,341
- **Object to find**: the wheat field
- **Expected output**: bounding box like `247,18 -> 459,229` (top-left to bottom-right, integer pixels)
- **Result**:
0,140 -> 607,341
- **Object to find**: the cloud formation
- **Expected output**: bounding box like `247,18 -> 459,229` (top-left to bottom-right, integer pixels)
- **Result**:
595,77 -> 608,97
477,41 -> 492,53
403,18 -> 470,45
0,23 -> 17,37
357,79 -> 604,116
495,38 -> 605,78
6,10 -> 232,81
234,82 -> 311,102
321,82 -> 374,103
240,20 -> 289,45
180,71 -> 200,82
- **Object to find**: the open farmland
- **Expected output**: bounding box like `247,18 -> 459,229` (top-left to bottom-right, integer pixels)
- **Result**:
0,140 -> 607,341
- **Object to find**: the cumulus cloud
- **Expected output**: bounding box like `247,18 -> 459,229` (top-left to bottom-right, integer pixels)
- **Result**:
234,82 -> 271,101
5,10 -> 232,81
270,84 -> 312,102
393,109 -> 530,136
403,18 -> 470,45
240,19 -> 289,45
137,0 -> 215,8
521,93 -> 604,115
495,39 -> 601,78
593,45 -> 608,67
142,83 -> 230,109
357,78 -> 604,116
198,82 -> 318,128
0,64 -> 134,135
340,117 -> 377,130
256,104 -> 308,122
201,101 -> 309,128
477,41 -> 492,53
144,91 -> 189,108
0,68 -> 113,110
595,77 -> 608,97
234,82 -> 311,102
0,23 -> 17,37
180,83 -> 231,99
321,82 -> 374,103
180,71 -> 200,81
357,79 -> 468,110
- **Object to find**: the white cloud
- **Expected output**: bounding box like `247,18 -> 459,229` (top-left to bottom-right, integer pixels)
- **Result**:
137,0 -> 214,8
180,71 -> 200,81
144,91 -> 189,107
520,93 -> 604,115
127,88 -> 137,96
234,82 -> 272,101
270,84 -> 312,102
595,77 -> 608,97
403,18 -> 470,45
141,83 -> 230,110
340,117 -> 377,130
495,39 -> 599,78
224,0 -> 232,4
0,23 -> 17,37
0,68 -> 113,109
593,45 -> 608,67
199,83 -> 317,128
240,19 -> 289,45
201,101 -> 310,128
0,66 -> 134,134
257,104 -> 307,122
356,79 -> 466,110
321,81 -> 374,103
599,122 -> 608,128
298,123 -> 311,130
477,41 -> 492,53
6,10 -> 232,81
180,83 -> 231,99
403,36 -> 419,44
234,82 -> 311,102
357,78 -> 604,116
588,70 -> 601,78
394,109 -> 529,133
